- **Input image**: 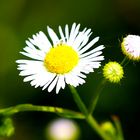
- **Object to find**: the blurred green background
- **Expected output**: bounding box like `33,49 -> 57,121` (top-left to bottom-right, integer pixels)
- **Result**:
0,0 -> 140,139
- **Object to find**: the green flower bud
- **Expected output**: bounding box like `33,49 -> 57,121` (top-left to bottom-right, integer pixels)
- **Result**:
100,121 -> 116,136
103,62 -> 124,83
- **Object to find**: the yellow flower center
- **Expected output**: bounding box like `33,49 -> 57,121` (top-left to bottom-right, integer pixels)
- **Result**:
44,44 -> 79,74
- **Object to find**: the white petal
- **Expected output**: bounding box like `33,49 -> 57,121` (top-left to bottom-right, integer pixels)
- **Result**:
80,51 -> 103,59
65,24 -> 69,41
47,26 -> 59,45
20,52 -> 44,60
79,45 -> 104,57
66,23 -> 76,44
56,75 -> 65,94
16,59 -> 42,64
84,56 -> 104,61
59,26 -> 65,42
42,74 -> 56,90
23,75 -> 35,82
79,32 -> 92,48
26,40 -> 35,49
68,28 -> 86,50
69,23 -> 76,39
73,28 -> 91,50
90,45 -> 105,53
65,73 -> 73,85
48,76 -> 59,92
29,32 -> 52,52
76,72 -> 86,78
67,24 -> 80,45
23,46 -> 45,58
30,80 -> 37,86
42,80 -> 52,90
31,72 -> 55,89
17,60 -> 44,76
79,37 -> 99,54
38,31 -> 52,50
65,72 -> 85,87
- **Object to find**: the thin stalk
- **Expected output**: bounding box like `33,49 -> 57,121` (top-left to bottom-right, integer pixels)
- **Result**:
69,85 -> 88,116
88,79 -> 107,115
121,56 -> 130,67
0,104 -> 84,119
121,57 -> 128,66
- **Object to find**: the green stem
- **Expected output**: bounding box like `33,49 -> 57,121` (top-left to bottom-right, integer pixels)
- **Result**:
121,56 -> 130,67
69,85 -> 88,116
121,57 -> 127,66
86,115 -> 112,140
88,79 -> 107,115
69,85 -> 111,140
0,104 -> 84,119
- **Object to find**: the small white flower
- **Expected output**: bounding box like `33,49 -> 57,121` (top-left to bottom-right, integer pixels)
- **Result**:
46,119 -> 80,140
121,35 -> 140,60
16,23 -> 105,93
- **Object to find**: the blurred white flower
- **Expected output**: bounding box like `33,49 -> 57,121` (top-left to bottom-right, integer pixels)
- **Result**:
46,119 -> 80,140
121,35 -> 140,60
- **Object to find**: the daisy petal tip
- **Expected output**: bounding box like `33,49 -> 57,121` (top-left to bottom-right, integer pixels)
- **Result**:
15,60 -> 19,63
73,22 -> 76,26
20,51 -> 24,54
23,78 -> 27,82
48,89 -> 52,93
56,90 -> 60,94
47,26 -> 51,30
42,86 -> 46,91
39,31 -> 43,34
25,40 -> 29,44
96,36 -> 100,41
19,73 -> 23,76
77,23 -> 80,27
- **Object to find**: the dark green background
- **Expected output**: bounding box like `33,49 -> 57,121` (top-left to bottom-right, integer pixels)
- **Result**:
0,0 -> 140,139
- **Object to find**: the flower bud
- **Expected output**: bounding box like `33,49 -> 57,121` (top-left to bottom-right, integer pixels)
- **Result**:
100,121 -> 116,136
103,62 -> 124,83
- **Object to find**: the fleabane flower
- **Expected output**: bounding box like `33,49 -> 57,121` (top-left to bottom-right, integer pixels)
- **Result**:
121,35 -> 140,60
16,23 -> 105,93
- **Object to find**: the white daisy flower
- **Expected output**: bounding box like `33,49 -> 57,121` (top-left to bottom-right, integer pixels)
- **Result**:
16,23 -> 105,93
121,35 -> 140,60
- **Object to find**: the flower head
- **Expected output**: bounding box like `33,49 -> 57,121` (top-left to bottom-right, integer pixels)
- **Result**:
16,23 -> 105,93
46,119 -> 80,140
103,62 -> 124,83
121,35 -> 140,60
